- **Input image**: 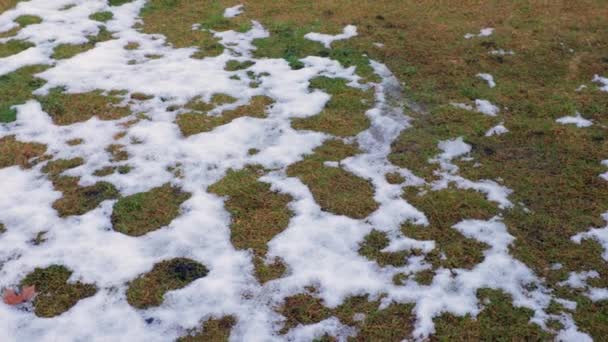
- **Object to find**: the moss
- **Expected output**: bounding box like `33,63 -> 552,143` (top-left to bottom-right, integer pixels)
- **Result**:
287,140 -> 378,219
403,188 -> 496,269
358,230 -> 408,267
89,11 -> 113,22
433,289 -> 553,340
0,39 -> 33,58
0,64 -> 48,123
225,60 -> 255,71
21,265 -> 97,317
38,88 -> 131,125
177,96 -> 272,136
111,184 -> 191,236
177,316 -> 236,342
292,77 -> 373,137
208,167 -> 292,283
42,158 -> 84,176
14,15 -> 42,27
51,27 -> 113,59
126,258 -> 208,309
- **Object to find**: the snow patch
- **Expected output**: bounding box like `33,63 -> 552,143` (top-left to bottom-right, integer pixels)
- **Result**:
556,112 -> 592,128
464,27 -> 494,39
223,4 -> 244,18
593,74 -> 608,92
304,25 -> 357,48
485,123 -> 509,136
475,99 -> 500,116
477,73 -> 496,88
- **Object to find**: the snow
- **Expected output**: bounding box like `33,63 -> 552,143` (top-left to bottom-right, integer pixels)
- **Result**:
475,99 -> 500,116
477,73 -> 496,88
304,25 -> 358,48
485,123 -> 509,136
572,212 -> 608,261
0,1 -> 593,341
556,112 -> 592,128
593,74 -> 608,92
223,4 -> 244,18
601,160 -> 608,181
489,49 -> 515,56
464,27 -> 494,39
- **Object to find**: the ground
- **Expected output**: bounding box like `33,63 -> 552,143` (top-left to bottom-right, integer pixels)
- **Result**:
0,0 -> 607,341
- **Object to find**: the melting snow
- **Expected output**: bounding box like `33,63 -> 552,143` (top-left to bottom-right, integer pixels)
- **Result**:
475,99 -> 500,116
477,73 -> 496,88
464,27 -> 494,39
304,25 -> 357,48
556,112 -> 592,128
489,49 -> 515,56
593,74 -> 608,92
223,4 -> 244,18
0,1 -> 593,341
572,212 -> 608,261
485,123 -> 509,136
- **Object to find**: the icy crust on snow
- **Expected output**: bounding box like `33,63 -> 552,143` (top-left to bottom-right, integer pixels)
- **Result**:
0,1 -> 592,341
304,25 -> 358,48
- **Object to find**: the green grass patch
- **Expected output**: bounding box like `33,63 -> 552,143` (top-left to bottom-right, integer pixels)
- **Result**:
225,60 -> 255,71
38,88 -> 131,125
178,316 -> 236,342
0,65 -> 48,123
0,39 -> 33,58
51,176 -> 119,217
21,265 -> 97,317
111,184 -> 191,236
126,258 -> 208,309
15,15 -> 41,27
109,0 -> 135,6
358,230 -> 408,267
89,11 -> 113,22
42,158 -> 84,176
208,166 -> 292,283
52,27 -> 113,59
292,76 -> 373,137
287,139 -> 378,219
177,95 -> 272,136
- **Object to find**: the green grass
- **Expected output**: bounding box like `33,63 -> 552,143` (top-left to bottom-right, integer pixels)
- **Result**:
208,166 -> 292,283
38,87 -> 131,125
51,177 -> 119,217
126,258 -> 208,309
287,140 -> 378,219
0,39 -> 33,58
291,77 -> 373,137
177,96 -> 272,136
42,158 -> 84,176
15,15 -> 41,27
52,27 -> 113,59
358,230 -> 408,267
89,11 -> 113,22
225,60 -> 255,71
21,265 -> 97,318
0,65 -> 48,123
111,184 -> 191,236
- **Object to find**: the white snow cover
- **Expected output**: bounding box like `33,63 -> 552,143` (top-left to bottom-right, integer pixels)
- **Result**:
304,25 -> 357,48
464,27 -> 494,39
593,74 -> 608,92
477,73 -> 496,88
572,212 -> 608,261
556,112 -> 592,128
475,99 -> 500,116
0,1 -> 593,341
223,4 -> 244,18
485,123 -> 509,136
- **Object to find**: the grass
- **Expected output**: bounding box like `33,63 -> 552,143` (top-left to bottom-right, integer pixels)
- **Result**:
225,60 -> 255,71
0,65 -> 48,123
291,77 -> 373,137
358,230 -> 408,267
208,166 -> 292,283
177,316 -> 236,342
111,184 -> 191,236
51,177 -> 119,217
89,11 -> 113,22
0,39 -> 33,58
126,258 -> 208,309
287,139 -> 378,219
177,95 -> 272,136
0,135 -> 47,168
21,265 -> 97,318
38,88 -> 131,125
42,158 -> 84,176
51,27 -> 113,59
15,15 -> 41,27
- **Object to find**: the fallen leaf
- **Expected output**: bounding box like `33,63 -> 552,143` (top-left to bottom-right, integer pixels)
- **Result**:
2,286 -> 37,305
